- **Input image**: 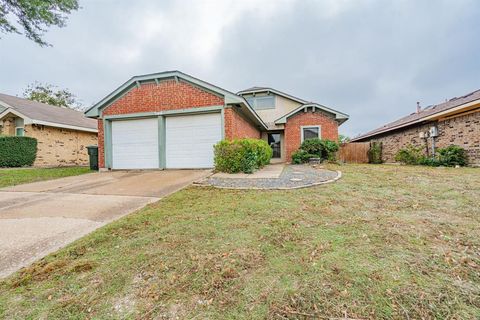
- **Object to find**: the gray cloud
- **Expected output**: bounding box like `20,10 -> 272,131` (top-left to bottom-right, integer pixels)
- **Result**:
0,0 -> 478,137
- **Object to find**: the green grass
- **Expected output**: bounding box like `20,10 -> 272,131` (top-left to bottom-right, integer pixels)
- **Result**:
0,167 -> 92,188
0,164 -> 479,319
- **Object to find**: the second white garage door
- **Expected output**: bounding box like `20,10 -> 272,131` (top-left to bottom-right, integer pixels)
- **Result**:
166,113 -> 222,168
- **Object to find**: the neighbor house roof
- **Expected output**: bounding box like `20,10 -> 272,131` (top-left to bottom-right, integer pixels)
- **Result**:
0,93 -> 98,133
238,87 -> 349,124
351,89 -> 480,141
84,70 -> 268,130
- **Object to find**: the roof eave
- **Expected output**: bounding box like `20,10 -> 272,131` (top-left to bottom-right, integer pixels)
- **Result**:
227,97 -> 268,130
0,107 -> 97,133
86,71 -> 247,119
274,104 -> 349,125
351,98 -> 480,141
237,88 -> 308,105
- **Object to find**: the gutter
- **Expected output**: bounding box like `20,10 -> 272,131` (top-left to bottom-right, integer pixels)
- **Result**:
352,98 -> 480,141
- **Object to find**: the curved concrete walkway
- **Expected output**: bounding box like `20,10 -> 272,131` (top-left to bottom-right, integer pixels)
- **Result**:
199,164 -> 341,190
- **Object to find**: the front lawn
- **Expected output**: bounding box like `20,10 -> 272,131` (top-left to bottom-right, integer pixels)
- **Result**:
0,167 -> 92,188
0,165 -> 479,319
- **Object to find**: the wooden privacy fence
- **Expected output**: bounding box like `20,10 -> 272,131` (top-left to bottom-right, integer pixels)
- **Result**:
338,142 -> 370,163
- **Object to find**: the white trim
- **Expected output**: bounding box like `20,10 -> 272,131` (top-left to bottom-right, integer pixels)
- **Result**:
31,120 -> 98,133
0,100 -> 15,110
301,125 -> 321,142
0,107 -> 97,133
275,103 -> 349,124
423,98 -> 480,120
84,70 -> 267,130
352,98 -> 480,141
238,88 -> 308,105
0,108 -> 33,123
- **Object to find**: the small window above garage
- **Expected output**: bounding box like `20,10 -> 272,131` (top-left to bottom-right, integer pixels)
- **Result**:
246,95 -> 275,110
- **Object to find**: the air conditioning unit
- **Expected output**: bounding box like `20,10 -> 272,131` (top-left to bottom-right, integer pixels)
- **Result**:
419,131 -> 427,139
429,126 -> 438,137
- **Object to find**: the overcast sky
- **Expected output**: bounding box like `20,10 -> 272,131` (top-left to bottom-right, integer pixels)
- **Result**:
1,0 -> 479,137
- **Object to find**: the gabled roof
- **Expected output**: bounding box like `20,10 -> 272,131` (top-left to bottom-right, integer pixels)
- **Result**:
84,70 -> 267,130
275,103 -> 349,124
238,87 -> 349,125
352,89 -> 480,141
0,93 -> 97,132
237,86 -> 308,105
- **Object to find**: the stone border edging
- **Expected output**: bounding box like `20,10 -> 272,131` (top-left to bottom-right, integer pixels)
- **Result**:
194,170 -> 342,190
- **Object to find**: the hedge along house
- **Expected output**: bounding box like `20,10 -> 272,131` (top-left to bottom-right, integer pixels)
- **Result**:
85,71 -> 349,170
0,93 -> 98,167
351,89 -> 480,166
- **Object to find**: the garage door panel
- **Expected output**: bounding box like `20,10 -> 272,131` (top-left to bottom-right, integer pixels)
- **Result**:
112,118 -> 159,169
166,113 -> 221,169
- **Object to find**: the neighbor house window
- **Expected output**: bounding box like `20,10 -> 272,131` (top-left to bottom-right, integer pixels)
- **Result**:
246,95 -> 275,110
15,118 -> 24,136
301,126 -> 321,142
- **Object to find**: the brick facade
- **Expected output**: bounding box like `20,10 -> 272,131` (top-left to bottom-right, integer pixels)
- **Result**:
26,124 -> 97,167
1,117 -> 16,135
95,77 -> 345,168
1,115 -> 97,167
102,80 -> 224,116
98,80 -> 226,168
368,110 -> 480,166
98,119 -> 105,168
284,110 -> 339,161
224,107 -> 261,140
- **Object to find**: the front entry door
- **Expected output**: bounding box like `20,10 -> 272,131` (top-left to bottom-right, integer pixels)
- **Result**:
268,133 -> 281,158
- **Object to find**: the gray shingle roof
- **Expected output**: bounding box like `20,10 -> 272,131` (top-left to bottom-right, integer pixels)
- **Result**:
352,89 -> 480,141
0,93 -> 97,131
237,86 -> 309,104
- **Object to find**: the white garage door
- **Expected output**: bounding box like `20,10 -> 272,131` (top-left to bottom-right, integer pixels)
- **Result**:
112,118 -> 159,169
166,113 -> 222,168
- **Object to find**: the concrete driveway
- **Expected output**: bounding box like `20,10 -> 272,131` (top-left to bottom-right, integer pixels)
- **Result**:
0,169 -> 209,278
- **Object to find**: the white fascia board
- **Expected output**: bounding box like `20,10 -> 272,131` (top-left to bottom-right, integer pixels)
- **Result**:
31,119 -> 98,133
238,88 -> 308,105
0,108 -> 33,124
85,70 -> 245,118
230,97 -> 268,130
274,104 -> 349,124
422,99 -> 480,120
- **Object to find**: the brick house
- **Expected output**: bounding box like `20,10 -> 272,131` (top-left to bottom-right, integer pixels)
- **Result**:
351,89 -> 480,166
0,93 -> 98,167
85,71 -> 349,170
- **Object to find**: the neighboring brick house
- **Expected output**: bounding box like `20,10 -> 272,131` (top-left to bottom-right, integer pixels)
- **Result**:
85,71 -> 349,169
0,93 -> 98,167
351,89 -> 480,166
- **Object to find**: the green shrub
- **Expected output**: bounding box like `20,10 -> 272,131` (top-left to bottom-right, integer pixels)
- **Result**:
437,145 -> 467,167
395,145 -> 424,165
417,156 -> 441,167
368,142 -> 383,164
214,138 -> 272,173
395,144 -> 467,167
300,138 -> 323,156
0,136 -> 38,167
296,138 -> 339,162
321,139 -> 340,161
291,150 -> 318,164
